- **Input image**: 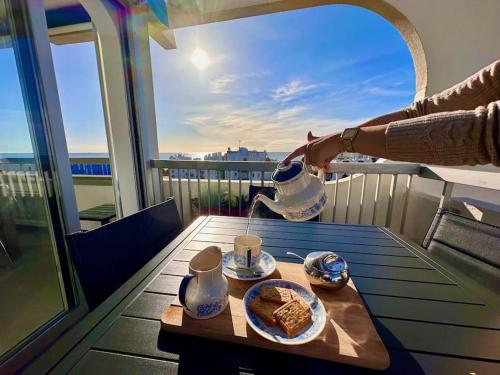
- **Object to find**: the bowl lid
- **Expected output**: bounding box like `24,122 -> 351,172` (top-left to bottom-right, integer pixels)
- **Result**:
272,161 -> 303,182
305,251 -> 348,274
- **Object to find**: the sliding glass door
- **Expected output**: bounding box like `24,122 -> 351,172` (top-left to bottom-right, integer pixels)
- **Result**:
0,0 -> 78,364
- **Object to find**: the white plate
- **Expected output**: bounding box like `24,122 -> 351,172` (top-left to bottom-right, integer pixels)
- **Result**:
243,279 -> 326,345
222,251 -> 276,281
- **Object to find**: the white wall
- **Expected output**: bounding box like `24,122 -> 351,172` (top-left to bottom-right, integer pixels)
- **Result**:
387,0 -> 500,95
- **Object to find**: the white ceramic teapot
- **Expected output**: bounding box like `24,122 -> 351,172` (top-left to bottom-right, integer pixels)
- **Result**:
255,161 -> 328,221
178,246 -> 228,319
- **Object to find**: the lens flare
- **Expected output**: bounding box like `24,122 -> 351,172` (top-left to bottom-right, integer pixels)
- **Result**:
191,48 -> 210,70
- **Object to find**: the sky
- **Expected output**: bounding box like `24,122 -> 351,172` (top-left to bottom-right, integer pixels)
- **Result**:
1,4 -> 415,154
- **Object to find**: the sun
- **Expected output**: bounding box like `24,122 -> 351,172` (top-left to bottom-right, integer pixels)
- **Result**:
190,48 -> 210,70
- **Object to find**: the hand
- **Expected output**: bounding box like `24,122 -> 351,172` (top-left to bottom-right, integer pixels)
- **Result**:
283,131 -> 344,170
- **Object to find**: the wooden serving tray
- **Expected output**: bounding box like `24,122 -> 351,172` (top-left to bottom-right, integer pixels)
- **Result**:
161,262 -> 390,370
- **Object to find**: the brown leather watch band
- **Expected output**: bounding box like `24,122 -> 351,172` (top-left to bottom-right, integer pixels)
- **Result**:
340,128 -> 360,153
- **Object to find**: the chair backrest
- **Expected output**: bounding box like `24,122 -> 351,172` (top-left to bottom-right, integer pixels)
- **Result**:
66,199 -> 182,309
422,208 -> 500,289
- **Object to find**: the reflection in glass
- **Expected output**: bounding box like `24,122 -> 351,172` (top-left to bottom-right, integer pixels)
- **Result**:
0,1 -> 66,356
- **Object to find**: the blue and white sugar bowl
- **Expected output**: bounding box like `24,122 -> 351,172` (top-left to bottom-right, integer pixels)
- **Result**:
178,246 -> 229,319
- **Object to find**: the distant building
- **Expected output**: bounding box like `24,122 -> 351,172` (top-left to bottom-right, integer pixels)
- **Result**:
335,152 -> 375,163
169,154 -> 205,179
223,147 -> 272,181
168,148 -> 375,181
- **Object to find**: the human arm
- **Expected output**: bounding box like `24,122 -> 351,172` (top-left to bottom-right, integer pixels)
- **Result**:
284,100 -> 500,167
358,59 -> 500,128
385,100 -> 500,165
283,127 -> 388,169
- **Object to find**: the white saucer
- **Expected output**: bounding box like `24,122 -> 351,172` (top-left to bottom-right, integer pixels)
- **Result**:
222,251 -> 276,280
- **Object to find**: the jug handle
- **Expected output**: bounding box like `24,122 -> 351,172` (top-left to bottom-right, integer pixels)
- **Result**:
178,274 -> 195,310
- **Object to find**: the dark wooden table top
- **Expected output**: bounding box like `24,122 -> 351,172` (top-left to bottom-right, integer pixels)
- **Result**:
64,216 -> 500,374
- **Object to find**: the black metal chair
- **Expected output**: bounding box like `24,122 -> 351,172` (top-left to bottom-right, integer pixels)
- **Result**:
422,208 -> 500,290
66,198 -> 182,310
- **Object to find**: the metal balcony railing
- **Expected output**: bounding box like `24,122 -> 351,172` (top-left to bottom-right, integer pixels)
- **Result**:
150,159 -> 423,229
2,157 -> 497,237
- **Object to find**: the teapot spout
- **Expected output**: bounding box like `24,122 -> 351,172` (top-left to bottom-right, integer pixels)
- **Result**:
255,194 -> 285,216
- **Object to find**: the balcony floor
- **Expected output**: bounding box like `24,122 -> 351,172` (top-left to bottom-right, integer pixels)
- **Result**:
51,216 -> 500,374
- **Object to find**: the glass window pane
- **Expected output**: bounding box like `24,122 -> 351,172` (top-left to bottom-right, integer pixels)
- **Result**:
0,1 -> 67,356
51,41 -> 116,231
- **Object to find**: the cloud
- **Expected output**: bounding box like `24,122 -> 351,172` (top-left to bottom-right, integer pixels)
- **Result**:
276,105 -> 308,120
210,75 -> 237,94
271,79 -> 321,103
178,101 -> 360,152
364,86 -> 414,97
209,71 -> 271,95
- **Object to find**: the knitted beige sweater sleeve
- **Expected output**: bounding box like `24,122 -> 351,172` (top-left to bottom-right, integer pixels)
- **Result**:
384,59 -> 500,166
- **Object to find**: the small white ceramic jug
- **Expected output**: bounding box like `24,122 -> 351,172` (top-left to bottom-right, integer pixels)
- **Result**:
255,161 -> 328,221
178,246 -> 229,319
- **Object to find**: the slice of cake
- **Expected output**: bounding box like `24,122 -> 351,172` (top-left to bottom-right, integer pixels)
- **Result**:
248,297 -> 280,326
273,299 -> 312,337
260,286 -> 294,305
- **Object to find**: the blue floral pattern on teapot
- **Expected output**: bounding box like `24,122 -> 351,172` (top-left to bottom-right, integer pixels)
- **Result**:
255,161 -> 328,222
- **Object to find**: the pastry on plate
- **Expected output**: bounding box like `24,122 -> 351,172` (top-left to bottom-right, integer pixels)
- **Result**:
248,297 -> 280,326
273,299 -> 312,337
260,285 -> 295,305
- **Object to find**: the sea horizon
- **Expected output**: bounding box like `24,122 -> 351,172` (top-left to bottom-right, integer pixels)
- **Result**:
0,151 -> 291,162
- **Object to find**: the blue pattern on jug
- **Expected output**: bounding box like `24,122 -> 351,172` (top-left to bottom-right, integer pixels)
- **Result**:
196,292 -> 228,318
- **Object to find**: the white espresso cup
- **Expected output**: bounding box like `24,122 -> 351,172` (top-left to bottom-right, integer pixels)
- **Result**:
234,234 -> 262,268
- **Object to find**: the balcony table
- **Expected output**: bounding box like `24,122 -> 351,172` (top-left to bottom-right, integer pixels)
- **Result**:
59,216 -> 500,374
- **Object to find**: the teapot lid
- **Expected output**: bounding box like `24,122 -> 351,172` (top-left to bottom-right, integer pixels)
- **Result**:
272,161 -> 303,182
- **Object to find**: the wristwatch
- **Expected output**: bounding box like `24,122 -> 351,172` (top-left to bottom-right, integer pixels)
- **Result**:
340,128 -> 360,153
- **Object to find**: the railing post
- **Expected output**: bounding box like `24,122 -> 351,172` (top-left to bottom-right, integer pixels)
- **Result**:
372,174 -> 381,225
400,174 -> 413,234
207,170 -> 211,215
187,169 -> 193,221
345,174 -> 353,224
358,173 -> 367,224
167,168 -> 173,197
319,170 -> 326,222
25,171 -> 34,197
177,169 -> 184,226
385,174 -> 398,228
217,172 -> 221,216
439,181 -> 454,210
238,171 -> 242,217
331,173 -> 338,222
228,172 -> 232,216
197,172 -> 201,217
157,168 -> 165,203
0,173 -> 7,197
7,172 -> 16,198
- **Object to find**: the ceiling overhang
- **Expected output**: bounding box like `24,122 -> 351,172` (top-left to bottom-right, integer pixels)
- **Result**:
44,0 -> 176,49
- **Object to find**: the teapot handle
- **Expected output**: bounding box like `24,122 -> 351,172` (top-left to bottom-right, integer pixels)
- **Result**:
178,274 -> 195,310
